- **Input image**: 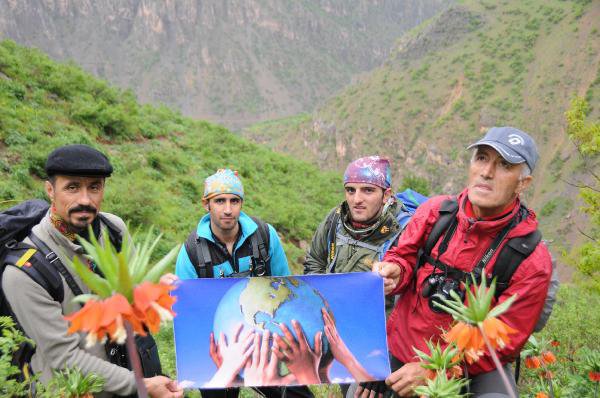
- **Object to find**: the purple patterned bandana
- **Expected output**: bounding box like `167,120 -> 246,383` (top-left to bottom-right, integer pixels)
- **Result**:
343,156 -> 391,189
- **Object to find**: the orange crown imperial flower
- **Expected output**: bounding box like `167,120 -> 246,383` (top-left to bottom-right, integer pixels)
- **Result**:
535,392 -> 549,398
132,282 -> 177,334
541,351 -> 556,364
525,356 -> 542,369
65,294 -> 137,347
589,371 -> 600,382
435,276 -> 518,364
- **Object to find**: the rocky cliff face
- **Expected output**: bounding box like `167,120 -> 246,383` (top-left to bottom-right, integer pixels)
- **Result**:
0,0 -> 449,128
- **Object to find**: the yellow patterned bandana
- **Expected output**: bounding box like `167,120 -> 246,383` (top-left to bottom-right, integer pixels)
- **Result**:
203,169 -> 244,200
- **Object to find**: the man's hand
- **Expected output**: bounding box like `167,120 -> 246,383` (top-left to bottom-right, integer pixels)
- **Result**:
159,273 -> 178,285
273,320 -> 322,385
144,375 -> 183,398
372,261 -> 403,295
385,362 -> 428,397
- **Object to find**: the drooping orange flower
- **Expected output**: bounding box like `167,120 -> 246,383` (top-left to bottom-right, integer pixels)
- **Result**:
589,371 -> 600,382
132,282 -> 177,333
449,365 -> 463,379
550,340 -> 560,347
540,370 -> 554,379
535,392 -> 549,398
425,369 -> 436,380
525,356 -> 542,369
481,317 -> 518,350
65,294 -> 136,347
443,322 -> 484,364
541,351 -> 556,364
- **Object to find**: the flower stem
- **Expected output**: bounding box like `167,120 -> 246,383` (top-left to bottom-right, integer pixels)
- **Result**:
541,363 -> 554,398
125,321 -> 148,398
479,325 -> 517,398
594,381 -> 598,398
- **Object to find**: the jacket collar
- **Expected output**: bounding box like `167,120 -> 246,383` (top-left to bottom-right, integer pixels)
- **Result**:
196,211 -> 258,249
340,199 -> 401,239
456,189 -> 538,238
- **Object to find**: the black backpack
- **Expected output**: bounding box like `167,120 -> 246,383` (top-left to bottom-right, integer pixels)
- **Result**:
184,216 -> 271,278
0,200 -> 162,381
413,198 -> 543,299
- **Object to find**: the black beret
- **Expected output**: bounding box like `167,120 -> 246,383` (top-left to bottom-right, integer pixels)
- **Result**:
45,144 -> 113,178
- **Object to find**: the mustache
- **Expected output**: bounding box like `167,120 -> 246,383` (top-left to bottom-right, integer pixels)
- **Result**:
68,205 -> 98,215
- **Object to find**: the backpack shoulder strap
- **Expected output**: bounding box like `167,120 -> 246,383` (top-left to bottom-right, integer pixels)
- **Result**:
98,214 -> 123,252
412,198 -> 459,286
28,233 -> 83,297
492,228 -> 542,298
183,231 -> 213,278
249,216 -> 271,276
3,242 -> 65,302
423,199 -> 459,257
325,207 -> 342,270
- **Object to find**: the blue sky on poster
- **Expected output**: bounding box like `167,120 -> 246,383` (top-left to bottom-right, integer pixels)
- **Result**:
173,273 -> 390,388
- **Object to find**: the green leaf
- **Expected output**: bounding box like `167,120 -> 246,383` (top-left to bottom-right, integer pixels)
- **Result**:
143,244 -> 180,283
71,294 -> 100,304
68,257 -> 112,298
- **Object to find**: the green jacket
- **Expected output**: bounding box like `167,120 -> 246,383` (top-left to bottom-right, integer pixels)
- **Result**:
303,200 -> 404,274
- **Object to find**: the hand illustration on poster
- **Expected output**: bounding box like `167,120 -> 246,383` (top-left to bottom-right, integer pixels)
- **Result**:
173,273 -> 389,388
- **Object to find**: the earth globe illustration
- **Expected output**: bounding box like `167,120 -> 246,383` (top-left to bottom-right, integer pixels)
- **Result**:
213,276 -> 332,360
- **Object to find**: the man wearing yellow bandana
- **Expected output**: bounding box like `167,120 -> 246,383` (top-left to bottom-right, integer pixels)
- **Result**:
176,169 -> 313,398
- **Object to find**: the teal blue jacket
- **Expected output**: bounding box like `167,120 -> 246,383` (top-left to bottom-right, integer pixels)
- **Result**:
175,212 -> 290,279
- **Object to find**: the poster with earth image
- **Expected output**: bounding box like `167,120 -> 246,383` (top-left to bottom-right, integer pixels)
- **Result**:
173,273 -> 389,388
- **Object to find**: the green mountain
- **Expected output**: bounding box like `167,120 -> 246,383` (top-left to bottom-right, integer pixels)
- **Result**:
0,0 -> 449,129
0,40 -> 342,271
243,0 -> 600,255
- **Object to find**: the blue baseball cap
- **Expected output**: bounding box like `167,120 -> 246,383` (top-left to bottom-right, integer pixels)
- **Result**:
467,126 -> 539,171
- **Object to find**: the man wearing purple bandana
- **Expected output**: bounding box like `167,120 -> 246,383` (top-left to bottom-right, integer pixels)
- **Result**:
304,155 -> 403,276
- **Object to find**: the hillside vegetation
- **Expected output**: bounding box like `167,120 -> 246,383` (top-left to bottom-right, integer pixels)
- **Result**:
0,40 -> 342,271
244,0 -> 600,255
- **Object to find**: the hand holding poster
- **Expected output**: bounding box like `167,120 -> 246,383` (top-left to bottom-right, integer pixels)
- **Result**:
173,273 -> 389,388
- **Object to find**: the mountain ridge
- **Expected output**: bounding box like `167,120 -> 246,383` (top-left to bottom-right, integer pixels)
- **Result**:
0,0 -> 449,129
243,0 -> 600,258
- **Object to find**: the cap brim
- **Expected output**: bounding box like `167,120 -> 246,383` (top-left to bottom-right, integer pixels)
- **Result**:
467,140 -> 526,164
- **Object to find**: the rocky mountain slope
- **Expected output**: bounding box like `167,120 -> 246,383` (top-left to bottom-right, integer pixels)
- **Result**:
243,0 -> 600,256
0,0 -> 449,128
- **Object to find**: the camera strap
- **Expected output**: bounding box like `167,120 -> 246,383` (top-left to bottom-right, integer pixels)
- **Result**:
470,214 -> 519,282
422,206 -> 523,284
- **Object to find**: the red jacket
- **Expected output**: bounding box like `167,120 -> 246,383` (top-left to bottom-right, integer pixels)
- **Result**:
383,189 -> 552,375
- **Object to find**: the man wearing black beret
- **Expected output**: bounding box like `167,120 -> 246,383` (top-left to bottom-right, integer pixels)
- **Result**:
2,144 -> 183,397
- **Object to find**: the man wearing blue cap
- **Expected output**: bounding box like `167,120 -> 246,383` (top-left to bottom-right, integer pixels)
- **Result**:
370,127 -> 553,397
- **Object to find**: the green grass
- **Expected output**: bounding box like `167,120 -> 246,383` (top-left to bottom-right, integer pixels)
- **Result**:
518,282 -> 600,397
0,39 -> 342,268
